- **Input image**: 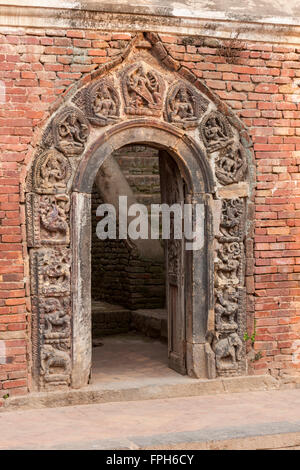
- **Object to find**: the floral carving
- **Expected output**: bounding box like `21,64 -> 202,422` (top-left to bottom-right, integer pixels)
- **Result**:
165,82 -> 208,128
123,63 -> 164,116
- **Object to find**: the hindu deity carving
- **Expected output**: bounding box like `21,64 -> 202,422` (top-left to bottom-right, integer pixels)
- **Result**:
215,145 -> 248,185
31,149 -> 71,194
215,287 -> 239,331
213,198 -> 246,375
87,79 -> 120,126
200,111 -> 233,153
219,198 -> 244,240
165,82 -> 208,128
39,195 -> 70,245
216,241 -> 242,285
30,248 -> 71,297
52,107 -> 90,157
26,194 -> 70,247
42,297 -> 71,340
123,64 -> 164,116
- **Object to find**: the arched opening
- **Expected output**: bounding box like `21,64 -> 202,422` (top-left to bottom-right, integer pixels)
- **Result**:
90,144 -> 167,384
71,121 -> 214,389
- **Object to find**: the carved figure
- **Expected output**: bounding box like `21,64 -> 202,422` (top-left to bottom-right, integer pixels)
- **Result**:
39,195 -> 70,242
123,64 -> 164,116
53,107 -> 89,156
32,149 -> 71,194
42,298 -> 70,339
41,344 -> 71,382
165,82 -> 208,128
200,111 -> 233,153
215,145 -> 247,185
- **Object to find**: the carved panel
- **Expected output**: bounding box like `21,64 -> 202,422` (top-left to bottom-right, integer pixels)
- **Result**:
26,193 -> 70,247
30,248 -> 71,297
73,79 -> 121,126
215,145 -> 248,185
214,198 -> 246,376
30,149 -> 72,195
165,81 -> 208,128
122,63 -> 165,116
52,107 -> 90,157
200,111 -> 233,153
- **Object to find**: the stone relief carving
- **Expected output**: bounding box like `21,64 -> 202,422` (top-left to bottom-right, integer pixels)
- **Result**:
123,63 -> 164,116
200,111 -> 233,153
42,297 -> 71,340
32,295 -> 72,388
87,80 -> 120,126
30,149 -> 72,194
52,107 -> 90,157
213,332 -> 243,371
215,241 -> 242,286
215,145 -> 248,185
30,248 -> 71,297
165,82 -> 208,128
215,287 -> 238,331
41,344 -> 71,385
25,60 -> 250,388
27,194 -> 70,247
214,198 -> 246,375
219,198 -> 244,240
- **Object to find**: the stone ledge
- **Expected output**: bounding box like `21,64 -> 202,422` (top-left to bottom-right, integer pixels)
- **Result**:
1,3 -> 300,44
1,374 -> 281,412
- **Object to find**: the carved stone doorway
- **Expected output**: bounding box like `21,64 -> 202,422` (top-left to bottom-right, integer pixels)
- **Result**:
70,124 -> 214,389
26,49 -> 252,392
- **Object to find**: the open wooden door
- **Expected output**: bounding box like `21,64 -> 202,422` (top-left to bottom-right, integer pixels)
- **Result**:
159,151 -> 186,375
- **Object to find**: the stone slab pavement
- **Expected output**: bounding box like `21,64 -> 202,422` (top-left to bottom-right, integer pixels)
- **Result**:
1,389 -> 300,450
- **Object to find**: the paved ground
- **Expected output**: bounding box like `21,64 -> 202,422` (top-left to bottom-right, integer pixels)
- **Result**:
91,333 -> 172,385
1,389 -> 300,450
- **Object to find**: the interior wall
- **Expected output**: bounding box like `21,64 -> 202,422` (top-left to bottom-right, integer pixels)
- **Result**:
91,145 -> 165,310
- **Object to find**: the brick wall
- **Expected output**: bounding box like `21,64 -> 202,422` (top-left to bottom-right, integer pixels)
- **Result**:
0,26 -> 300,399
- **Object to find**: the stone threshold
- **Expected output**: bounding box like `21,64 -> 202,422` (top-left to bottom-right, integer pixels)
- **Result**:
1,374 -> 281,413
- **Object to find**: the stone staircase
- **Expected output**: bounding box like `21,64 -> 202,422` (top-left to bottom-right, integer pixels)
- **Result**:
92,301 -> 167,341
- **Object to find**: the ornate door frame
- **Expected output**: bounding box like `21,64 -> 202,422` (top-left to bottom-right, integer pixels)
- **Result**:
25,48 -> 253,391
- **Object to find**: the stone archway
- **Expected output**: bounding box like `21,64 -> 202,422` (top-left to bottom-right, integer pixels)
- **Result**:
25,47 -> 253,391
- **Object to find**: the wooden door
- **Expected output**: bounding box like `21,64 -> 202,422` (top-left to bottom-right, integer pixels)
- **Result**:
159,151 -> 186,374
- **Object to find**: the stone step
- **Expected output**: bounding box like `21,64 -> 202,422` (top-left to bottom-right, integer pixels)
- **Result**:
92,301 -> 167,339
92,301 -> 131,338
1,374 -> 280,416
131,308 -> 167,339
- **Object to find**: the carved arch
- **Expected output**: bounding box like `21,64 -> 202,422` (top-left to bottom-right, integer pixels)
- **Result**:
25,39 -> 254,390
